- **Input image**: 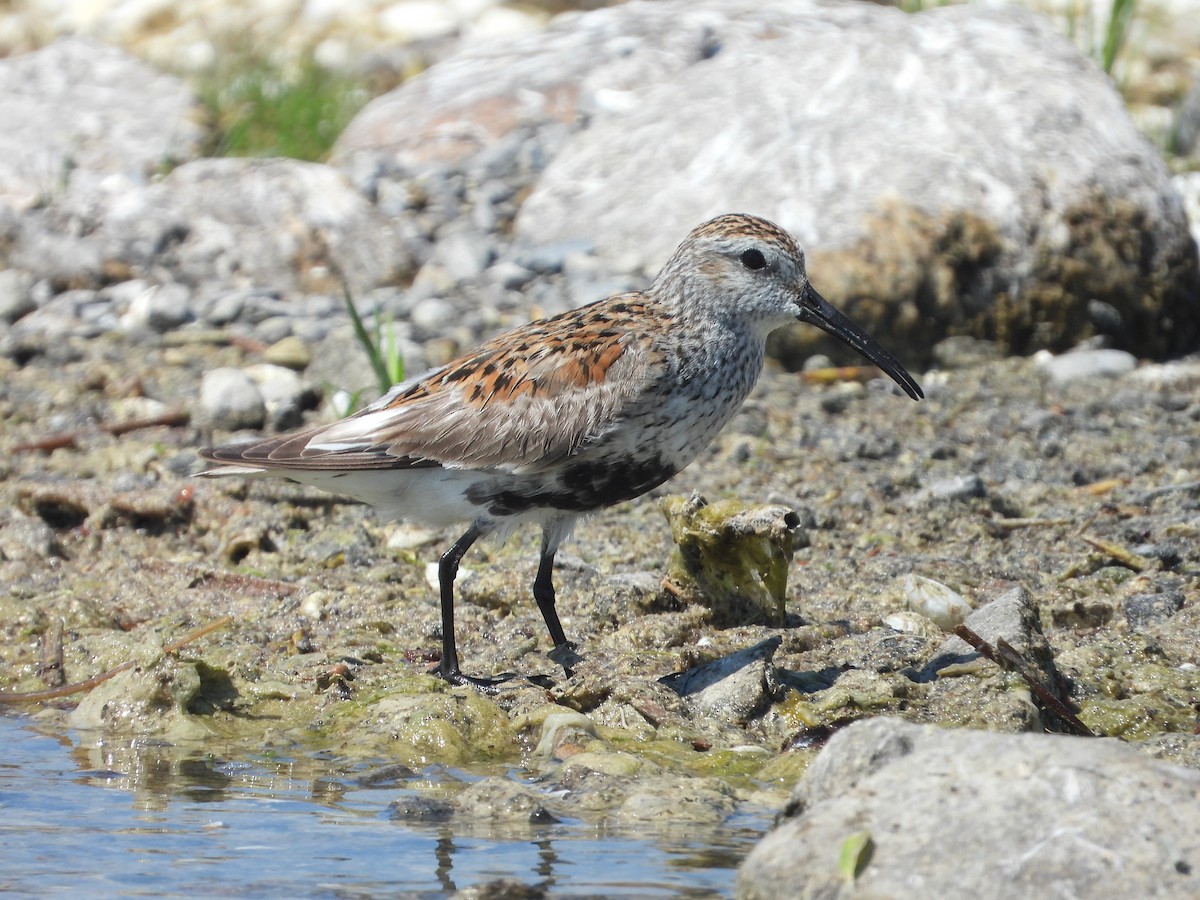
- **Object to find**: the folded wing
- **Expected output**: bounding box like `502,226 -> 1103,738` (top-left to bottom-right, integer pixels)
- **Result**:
199,296 -> 665,476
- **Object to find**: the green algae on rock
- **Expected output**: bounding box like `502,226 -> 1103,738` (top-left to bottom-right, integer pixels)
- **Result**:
662,495 -> 801,628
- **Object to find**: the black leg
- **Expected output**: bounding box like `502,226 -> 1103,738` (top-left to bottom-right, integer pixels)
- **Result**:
532,548 -> 566,646
533,547 -> 582,676
435,524 -> 513,689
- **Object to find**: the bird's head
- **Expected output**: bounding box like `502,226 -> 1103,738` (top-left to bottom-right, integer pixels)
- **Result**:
657,213 -> 923,401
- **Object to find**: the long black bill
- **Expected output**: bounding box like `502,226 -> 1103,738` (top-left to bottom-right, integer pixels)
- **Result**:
798,285 -> 924,400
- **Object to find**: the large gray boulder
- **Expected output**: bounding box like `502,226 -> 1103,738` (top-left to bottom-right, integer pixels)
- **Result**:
332,1 -> 726,172
8,158 -> 413,298
335,0 -> 1199,362
737,717 -> 1200,898
0,37 -> 203,215
0,37 -> 411,301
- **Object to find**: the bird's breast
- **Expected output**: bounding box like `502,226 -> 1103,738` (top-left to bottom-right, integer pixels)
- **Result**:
461,331 -> 766,519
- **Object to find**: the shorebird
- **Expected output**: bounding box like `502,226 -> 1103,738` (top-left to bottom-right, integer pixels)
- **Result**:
198,214 -> 923,687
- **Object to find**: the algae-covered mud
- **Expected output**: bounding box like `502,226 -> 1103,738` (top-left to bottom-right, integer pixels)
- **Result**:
2,332 -> 1199,828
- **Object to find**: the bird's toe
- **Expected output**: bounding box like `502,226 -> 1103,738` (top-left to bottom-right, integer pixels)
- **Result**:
548,642 -> 584,675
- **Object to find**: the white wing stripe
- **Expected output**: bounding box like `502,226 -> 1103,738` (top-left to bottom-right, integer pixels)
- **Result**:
305,409 -> 403,451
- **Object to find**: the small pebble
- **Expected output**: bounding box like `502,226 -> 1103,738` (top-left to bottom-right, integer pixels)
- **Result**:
300,590 -> 332,621
517,239 -> 595,275
120,283 -> 193,333
263,335 -> 312,371
200,367 -> 266,430
244,363 -> 303,406
203,290 -> 246,325
907,474 -> 987,507
0,512 -> 62,560
425,561 -> 475,591
244,363 -> 314,430
0,269 -> 35,323
253,316 -> 293,345
435,228 -> 494,282
110,396 -> 168,422
388,795 -> 454,823
1122,592 -> 1184,631
1127,359 -> 1200,391
386,524 -> 441,550
486,260 -> 534,289
411,297 -> 458,335
1036,348 -> 1137,384
931,336 -> 1002,369
379,1 -> 459,42
819,382 -> 864,414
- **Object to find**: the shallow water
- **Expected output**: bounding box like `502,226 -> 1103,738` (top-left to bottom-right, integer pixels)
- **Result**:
0,713 -> 765,897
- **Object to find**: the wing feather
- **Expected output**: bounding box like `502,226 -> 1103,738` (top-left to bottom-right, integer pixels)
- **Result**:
198,294 -> 668,476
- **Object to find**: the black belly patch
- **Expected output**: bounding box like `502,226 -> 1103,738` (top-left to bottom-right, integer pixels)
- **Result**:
467,455 -> 677,516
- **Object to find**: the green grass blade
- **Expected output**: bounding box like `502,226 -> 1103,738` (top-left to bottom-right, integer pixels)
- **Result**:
342,285 -> 392,394
383,314 -> 405,385
1101,0 -> 1137,75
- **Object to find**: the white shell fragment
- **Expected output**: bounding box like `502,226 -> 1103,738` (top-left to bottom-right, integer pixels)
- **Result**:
900,574 -> 973,631
882,610 -> 945,638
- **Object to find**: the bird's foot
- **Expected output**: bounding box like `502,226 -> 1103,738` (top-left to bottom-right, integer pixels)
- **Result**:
434,662 -> 517,693
547,641 -> 584,676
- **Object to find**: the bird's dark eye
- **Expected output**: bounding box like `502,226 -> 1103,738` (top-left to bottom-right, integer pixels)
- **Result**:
740,248 -> 767,270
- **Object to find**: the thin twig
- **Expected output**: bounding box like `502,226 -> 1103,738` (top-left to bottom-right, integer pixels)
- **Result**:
13,409 -> 191,454
1080,535 -> 1150,572
104,410 -> 191,436
0,616 -> 234,705
11,434 -> 79,453
0,662 -> 138,703
183,568 -> 300,596
159,331 -> 267,354
159,616 -> 234,654
1075,478 -> 1128,496
953,624 -> 1094,737
988,517 -> 1072,530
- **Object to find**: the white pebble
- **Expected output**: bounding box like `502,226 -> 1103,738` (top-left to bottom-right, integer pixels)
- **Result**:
425,561 -> 475,591
387,524 -> 441,550
1037,348 -> 1137,384
243,363 -> 304,417
200,368 -> 266,430
120,282 -> 192,333
1127,359 -> 1200,391
380,1 -> 459,41
300,590 -> 332,621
